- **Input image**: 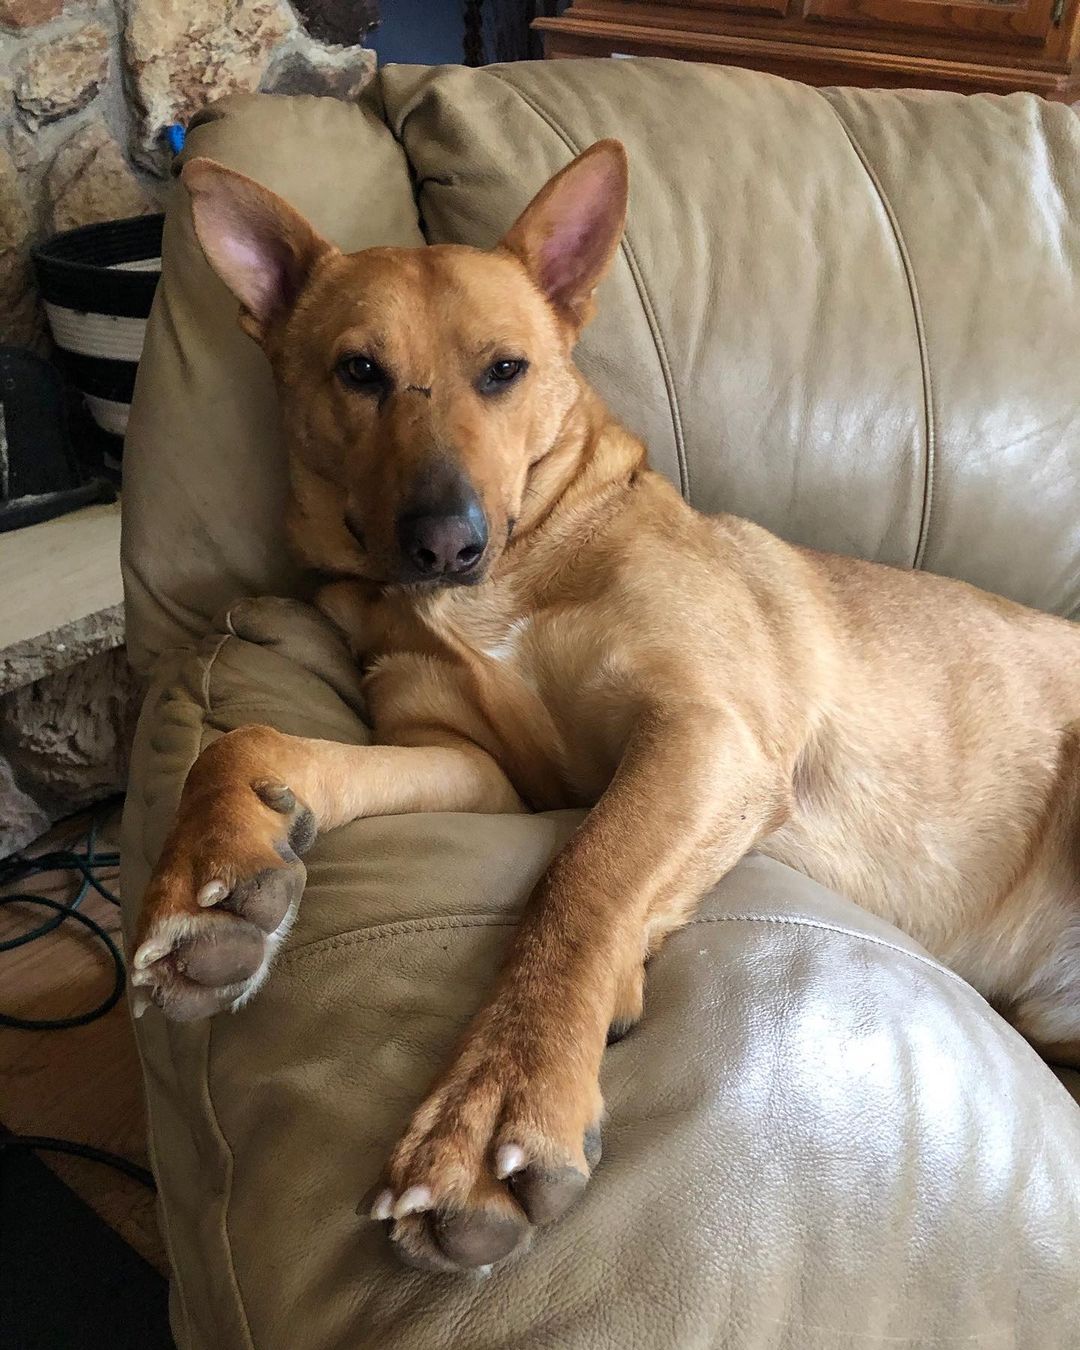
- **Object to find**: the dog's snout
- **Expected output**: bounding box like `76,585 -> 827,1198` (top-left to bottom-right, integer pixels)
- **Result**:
398,497 -> 488,578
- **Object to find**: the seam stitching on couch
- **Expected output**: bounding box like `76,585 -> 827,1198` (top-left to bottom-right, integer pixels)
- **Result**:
818,93 -> 936,571
132,634 -> 237,1350
276,908 -> 964,988
198,633 -> 231,744
128,1017 -> 196,1346
690,911 -> 968,987
486,70 -> 691,501
199,634 -> 259,1350
278,913 -> 516,964
201,1028 -> 257,1350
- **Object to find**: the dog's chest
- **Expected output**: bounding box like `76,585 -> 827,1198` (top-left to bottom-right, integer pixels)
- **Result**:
357,586 -> 636,808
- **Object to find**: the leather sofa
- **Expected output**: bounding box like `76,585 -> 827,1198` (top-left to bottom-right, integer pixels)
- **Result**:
119,58 -> 1080,1349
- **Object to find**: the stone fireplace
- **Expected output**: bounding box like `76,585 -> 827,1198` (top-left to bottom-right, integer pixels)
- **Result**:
1,0 -> 378,352
0,0 -> 376,855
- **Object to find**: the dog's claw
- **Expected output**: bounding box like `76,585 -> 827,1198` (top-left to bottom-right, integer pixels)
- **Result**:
197,879 -> 229,907
393,1185 -> 432,1219
253,780 -> 296,814
494,1143 -> 526,1179
368,1188 -> 394,1221
132,936 -> 173,970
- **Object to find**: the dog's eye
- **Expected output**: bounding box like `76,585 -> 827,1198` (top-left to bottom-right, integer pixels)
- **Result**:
337,354 -> 385,392
481,358 -> 527,392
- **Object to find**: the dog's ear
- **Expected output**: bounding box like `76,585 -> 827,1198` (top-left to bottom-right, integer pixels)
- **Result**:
500,140 -> 628,330
182,158 -> 334,343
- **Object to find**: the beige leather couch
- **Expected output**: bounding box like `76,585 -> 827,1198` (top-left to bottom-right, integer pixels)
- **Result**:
120,59 -> 1080,1350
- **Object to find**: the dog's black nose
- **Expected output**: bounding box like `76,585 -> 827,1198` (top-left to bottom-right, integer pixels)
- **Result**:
397,498 -> 488,577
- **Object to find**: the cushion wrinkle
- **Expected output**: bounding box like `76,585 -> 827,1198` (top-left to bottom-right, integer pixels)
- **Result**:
201,706 -> 359,744
819,90 -> 936,570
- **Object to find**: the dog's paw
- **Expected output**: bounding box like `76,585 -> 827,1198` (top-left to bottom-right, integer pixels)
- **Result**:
130,855 -> 306,1020
362,1021 -> 603,1273
130,767 -> 315,1022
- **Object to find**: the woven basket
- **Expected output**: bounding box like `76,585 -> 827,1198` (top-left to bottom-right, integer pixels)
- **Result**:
33,214 -> 164,475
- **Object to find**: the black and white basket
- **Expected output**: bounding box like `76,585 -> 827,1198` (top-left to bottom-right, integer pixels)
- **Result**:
33,214 -> 164,475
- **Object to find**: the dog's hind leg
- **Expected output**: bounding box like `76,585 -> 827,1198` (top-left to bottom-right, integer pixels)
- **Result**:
1008,914 -> 1080,1069
992,723 -> 1080,1070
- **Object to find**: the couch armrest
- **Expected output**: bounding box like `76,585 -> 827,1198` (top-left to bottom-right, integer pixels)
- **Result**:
121,601 -> 1080,1350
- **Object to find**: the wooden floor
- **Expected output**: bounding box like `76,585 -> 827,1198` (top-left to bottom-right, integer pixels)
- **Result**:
0,806 -> 166,1272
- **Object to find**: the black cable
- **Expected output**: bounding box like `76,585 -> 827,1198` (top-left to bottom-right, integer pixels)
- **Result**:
0,1133 -> 156,1190
0,893 -> 125,1030
0,818 -> 120,955
1,805 -> 156,1191
0,808 -> 124,1022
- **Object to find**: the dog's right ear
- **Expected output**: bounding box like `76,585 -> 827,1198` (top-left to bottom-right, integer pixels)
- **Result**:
182,158 -> 334,344
500,140 -> 628,332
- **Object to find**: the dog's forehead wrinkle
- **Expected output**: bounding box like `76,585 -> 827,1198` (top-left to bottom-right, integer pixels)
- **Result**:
335,322 -> 386,348
323,252 -> 547,372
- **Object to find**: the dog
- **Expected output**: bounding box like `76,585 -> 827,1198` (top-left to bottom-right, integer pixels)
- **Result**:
131,140 -> 1080,1274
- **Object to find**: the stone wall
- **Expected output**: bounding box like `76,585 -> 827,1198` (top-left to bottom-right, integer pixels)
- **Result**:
1,0 -> 377,351
0,1 -> 375,853
0,645 -> 136,851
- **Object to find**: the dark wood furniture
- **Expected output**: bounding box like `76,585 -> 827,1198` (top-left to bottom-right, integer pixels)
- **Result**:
533,0 -> 1080,100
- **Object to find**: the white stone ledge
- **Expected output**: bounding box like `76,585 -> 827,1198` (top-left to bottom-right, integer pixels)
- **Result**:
0,500 -> 124,696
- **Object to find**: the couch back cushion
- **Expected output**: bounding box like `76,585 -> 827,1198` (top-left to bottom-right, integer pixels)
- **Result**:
381,61 -> 1080,614
123,63 -> 1080,672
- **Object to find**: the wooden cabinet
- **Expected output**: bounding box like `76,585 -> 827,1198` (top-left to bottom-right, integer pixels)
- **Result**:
804,0 -> 1059,43
534,0 -> 1080,100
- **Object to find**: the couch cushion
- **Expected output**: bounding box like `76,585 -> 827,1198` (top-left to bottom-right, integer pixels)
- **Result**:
380,61 -> 1080,617
121,93 -> 425,674
121,598 -> 1080,1350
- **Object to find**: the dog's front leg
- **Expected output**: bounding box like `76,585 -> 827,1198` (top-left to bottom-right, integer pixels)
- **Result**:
373,704 -> 789,1274
131,725 -> 525,1020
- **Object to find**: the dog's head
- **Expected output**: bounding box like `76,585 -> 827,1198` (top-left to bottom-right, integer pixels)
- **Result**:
182,140 -> 628,588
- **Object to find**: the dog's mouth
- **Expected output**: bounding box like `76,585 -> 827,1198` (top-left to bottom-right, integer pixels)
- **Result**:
316,554 -> 491,592
400,566 -> 488,591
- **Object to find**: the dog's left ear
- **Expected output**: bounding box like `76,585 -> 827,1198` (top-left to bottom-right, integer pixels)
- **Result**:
500,139 -> 628,330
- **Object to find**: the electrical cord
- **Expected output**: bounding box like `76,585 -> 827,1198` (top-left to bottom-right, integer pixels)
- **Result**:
0,893 -> 125,1030
1,803 -> 156,1190
0,1132 -> 155,1190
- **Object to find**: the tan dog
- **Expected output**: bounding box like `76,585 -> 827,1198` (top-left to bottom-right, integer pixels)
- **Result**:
132,141 -> 1080,1274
